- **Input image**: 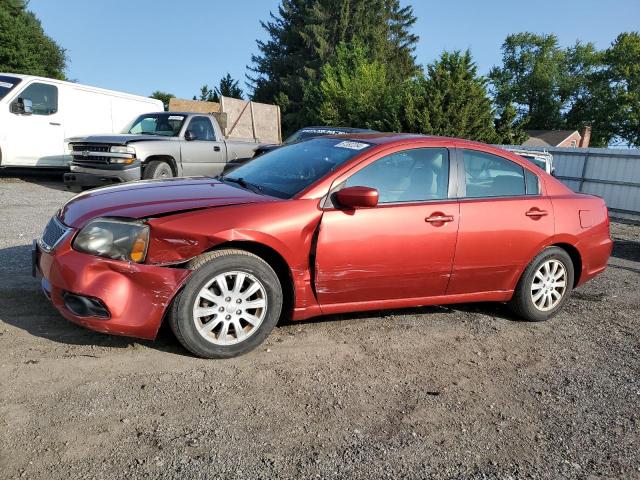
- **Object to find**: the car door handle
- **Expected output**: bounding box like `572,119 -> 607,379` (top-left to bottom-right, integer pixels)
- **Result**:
425,214 -> 454,224
49,122 -> 61,126
525,208 -> 548,217
214,146 -> 221,152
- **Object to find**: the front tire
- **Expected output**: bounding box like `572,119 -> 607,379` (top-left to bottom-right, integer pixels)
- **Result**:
143,160 -> 173,180
169,249 -> 283,358
509,247 -> 574,322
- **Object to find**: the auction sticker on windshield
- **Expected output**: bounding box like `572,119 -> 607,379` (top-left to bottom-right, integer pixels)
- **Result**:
168,115 -> 185,121
334,141 -> 370,150
0,81 -> 13,88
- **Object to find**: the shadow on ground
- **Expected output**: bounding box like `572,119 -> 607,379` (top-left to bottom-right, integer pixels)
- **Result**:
0,168 -> 69,192
611,238 -> 640,263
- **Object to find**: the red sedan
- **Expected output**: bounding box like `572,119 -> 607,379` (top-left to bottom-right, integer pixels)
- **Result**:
34,134 -> 613,358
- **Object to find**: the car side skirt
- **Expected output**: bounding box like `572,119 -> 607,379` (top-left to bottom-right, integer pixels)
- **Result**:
292,290 -> 513,320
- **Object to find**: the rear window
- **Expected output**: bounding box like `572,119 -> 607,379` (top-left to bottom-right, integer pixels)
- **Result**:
0,75 -> 21,101
462,150 -> 526,198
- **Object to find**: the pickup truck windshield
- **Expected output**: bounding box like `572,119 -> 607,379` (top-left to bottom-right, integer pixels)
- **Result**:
0,75 -> 21,101
124,113 -> 186,136
223,137 -> 372,199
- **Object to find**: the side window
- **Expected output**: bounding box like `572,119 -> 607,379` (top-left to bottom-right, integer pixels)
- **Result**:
462,150 -> 526,198
186,116 -> 216,141
525,169 -> 540,195
14,82 -> 58,115
344,148 -> 449,203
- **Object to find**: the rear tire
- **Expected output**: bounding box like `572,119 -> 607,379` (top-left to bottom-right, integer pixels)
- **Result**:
169,249 -> 283,358
143,160 -> 173,180
509,247 -> 574,322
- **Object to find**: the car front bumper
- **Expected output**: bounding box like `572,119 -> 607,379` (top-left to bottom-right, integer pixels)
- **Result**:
34,234 -> 191,340
64,164 -> 142,190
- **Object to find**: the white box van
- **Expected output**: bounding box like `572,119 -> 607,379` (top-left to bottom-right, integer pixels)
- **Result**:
0,73 -> 163,168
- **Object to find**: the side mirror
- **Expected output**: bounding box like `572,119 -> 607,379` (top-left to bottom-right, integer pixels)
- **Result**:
11,97 -> 33,115
22,98 -> 33,114
184,130 -> 196,141
335,186 -> 379,209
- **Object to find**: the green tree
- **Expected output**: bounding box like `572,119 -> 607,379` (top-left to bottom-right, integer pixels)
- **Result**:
489,33 -> 566,130
196,84 -> 215,102
606,32 -> 640,146
568,32 -> 640,147
0,0 -> 66,79
217,73 -> 243,99
494,103 -> 528,145
250,0 -> 419,132
150,91 -> 175,111
195,74 -> 244,103
304,42 -> 406,131
417,50 -> 498,143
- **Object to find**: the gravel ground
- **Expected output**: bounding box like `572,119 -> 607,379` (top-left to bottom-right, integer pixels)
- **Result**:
0,172 -> 639,480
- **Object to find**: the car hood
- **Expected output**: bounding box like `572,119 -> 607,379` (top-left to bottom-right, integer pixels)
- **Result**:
59,177 -> 276,228
66,134 -> 175,145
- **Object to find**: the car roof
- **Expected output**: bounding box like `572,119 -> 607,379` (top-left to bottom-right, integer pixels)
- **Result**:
322,132 -> 493,147
300,126 -> 378,133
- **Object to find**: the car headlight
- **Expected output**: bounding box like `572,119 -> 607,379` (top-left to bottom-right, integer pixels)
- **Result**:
109,145 -> 136,165
73,218 -> 149,263
110,145 -> 135,154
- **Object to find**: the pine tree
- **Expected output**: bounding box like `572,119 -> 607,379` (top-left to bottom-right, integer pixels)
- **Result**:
417,50 -> 498,143
216,73 -> 243,100
304,42 -> 405,131
0,0 -> 66,79
249,0 -> 419,132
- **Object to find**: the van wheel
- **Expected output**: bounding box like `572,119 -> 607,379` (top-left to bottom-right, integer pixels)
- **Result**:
509,247 -> 574,322
169,249 -> 283,358
143,160 -> 173,179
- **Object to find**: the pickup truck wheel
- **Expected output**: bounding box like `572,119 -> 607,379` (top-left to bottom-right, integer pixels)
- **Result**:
169,249 -> 283,359
143,160 -> 173,180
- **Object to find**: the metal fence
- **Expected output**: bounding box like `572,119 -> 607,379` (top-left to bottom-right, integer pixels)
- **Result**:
497,145 -> 640,222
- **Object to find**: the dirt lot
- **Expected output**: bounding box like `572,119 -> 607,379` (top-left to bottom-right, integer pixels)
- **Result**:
0,172 -> 639,480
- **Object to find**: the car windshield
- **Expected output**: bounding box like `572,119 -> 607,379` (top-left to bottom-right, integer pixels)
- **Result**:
0,75 -> 21,101
222,137 -> 373,199
124,113 -> 186,136
285,128 -> 350,144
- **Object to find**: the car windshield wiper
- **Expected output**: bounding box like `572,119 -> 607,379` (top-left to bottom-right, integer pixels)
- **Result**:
222,176 -> 264,194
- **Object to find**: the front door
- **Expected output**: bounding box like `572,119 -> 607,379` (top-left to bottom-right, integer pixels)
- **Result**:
6,82 -> 65,166
180,116 -> 225,177
447,148 -> 554,295
315,147 -> 459,307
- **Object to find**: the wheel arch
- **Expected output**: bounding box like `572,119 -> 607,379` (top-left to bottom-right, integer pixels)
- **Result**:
204,240 -> 295,320
550,242 -> 583,287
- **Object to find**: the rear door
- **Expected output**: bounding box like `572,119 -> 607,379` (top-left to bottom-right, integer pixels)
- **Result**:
180,116 -> 225,176
446,148 -> 554,295
315,146 -> 460,308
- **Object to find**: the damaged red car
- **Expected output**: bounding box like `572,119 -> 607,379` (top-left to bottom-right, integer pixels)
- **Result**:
34,134 -> 613,358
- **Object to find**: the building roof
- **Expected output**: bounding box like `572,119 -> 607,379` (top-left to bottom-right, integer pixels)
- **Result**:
523,130 -> 579,147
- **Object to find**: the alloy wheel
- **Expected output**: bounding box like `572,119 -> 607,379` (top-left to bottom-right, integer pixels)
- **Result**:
530,259 -> 567,312
192,271 -> 267,345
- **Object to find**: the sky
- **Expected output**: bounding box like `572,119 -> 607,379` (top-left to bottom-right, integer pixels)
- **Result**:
29,0 -> 640,100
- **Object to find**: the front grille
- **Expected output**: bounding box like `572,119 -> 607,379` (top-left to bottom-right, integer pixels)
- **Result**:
40,216 -> 71,251
71,143 -> 112,165
72,143 -> 111,153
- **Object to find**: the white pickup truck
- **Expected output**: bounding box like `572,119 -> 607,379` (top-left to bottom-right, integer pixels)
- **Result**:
64,112 -> 265,190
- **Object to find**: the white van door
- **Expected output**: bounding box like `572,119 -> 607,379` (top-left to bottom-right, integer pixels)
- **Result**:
6,81 -> 66,167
